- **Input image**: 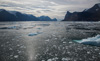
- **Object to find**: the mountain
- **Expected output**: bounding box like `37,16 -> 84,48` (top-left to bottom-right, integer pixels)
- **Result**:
0,9 -> 39,21
63,3 -> 100,21
0,9 -> 57,21
38,16 -> 57,21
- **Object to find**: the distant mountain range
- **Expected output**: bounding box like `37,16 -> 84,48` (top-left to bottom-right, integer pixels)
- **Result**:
0,9 -> 57,21
38,16 -> 57,21
63,3 -> 100,21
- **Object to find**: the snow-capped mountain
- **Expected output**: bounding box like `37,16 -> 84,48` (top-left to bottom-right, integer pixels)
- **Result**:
8,11 -> 18,16
63,3 -> 100,21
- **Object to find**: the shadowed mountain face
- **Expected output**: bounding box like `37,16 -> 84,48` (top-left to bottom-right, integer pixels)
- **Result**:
0,9 -> 57,21
38,16 -> 57,21
0,9 -> 39,21
63,3 -> 100,21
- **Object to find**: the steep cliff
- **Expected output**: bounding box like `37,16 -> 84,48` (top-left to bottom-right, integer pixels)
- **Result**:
63,3 -> 100,21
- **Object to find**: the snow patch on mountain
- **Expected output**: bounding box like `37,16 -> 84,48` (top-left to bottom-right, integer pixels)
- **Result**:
84,9 -> 89,11
96,9 -> 99,11
8,11 -> 17,16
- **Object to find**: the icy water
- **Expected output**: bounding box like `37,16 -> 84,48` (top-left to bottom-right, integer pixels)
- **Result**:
0,21 -> 100,61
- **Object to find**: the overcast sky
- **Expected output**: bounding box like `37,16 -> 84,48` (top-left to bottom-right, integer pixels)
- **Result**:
0,0 -> 100,20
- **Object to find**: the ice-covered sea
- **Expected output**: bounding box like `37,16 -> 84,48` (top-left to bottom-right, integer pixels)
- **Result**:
0,21 -> 100,61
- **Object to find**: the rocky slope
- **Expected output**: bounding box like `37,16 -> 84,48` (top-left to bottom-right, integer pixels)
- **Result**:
63,3 -> 100,21
0,9 -> 39,21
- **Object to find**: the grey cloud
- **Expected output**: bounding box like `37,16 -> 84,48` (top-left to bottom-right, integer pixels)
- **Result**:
0,0 -> 100,20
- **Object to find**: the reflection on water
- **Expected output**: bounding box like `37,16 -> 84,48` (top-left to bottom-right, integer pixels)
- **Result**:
0,21 -> 100,61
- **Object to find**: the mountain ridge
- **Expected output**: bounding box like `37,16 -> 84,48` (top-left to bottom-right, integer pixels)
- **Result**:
0,9 -> 57,21
63,3 -> 100,21
38,16 -> 57,21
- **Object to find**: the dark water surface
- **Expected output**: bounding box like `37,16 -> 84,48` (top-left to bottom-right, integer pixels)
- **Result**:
0,21 -> 100,61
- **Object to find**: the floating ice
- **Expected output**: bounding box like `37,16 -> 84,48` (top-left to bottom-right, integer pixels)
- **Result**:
0,26 -> 21,29
47,59 -> 52,61
47,57 -> 58,61
62,58 -> 71,61
28,32 -> 43,36
63,42 -> 66,44
14,55 -> 19,58
9,48 -> 13,50
37,24 -> 50,26
37,32 -> 43,34
18,51 -> 21,54
8,26 -> 17,29
45,39 -> 50,42
74,35 -> 100,46
37,28 -> 41,30
28,33 -> 38,36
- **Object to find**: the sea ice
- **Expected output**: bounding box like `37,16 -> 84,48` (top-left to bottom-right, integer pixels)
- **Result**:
37,24 -> 50,26
9,48 -> 13,50
14,55 -> 19,58
8,26 -> 16,29
37,28 -> 41,29
47,59 -> 52,61
63,42 -> 66,44
45,39 -> 50,42
28,32 -> 43,36
28,33 -> 38,36
74,35 -> 100,46
42,60 -> 45,61
0,26 -> 21,29
62,57 -> 70,61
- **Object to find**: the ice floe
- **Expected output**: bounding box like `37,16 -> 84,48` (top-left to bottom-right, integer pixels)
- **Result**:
45,39 -> 50,42
36,24 -> 50,27
74,35 -> 100,46
37,28 -> 41,30
14,55 -> 19,58
28,33 -> 38,36
0,26 -> 21,30
47,57 -> 58,61
47,59 -> 52,61
62,57 -> 71,61
28,32 -> 43,36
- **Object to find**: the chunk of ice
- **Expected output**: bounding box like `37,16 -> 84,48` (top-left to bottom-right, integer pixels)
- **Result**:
28,32 -> 43,36
47,59 -> 52,61
28,33 -> 38,36
62,58 -> 71,61
14,55 -> 19,58
74,35 -> 100,46
37,28 -> 41,29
